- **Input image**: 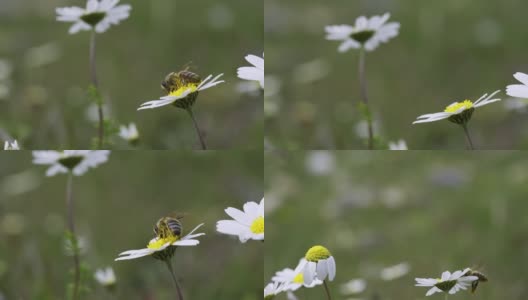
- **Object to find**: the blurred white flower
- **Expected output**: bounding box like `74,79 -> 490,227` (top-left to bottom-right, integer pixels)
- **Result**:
56,0 -> 131,34
138,74 -> 224,110
119,123 -> 139,144
292,59 -> 330,84
272,259 -> 323,291
216,198 -> 264,242
238,54 -> 264,88
388,139 -> 407,150
506,72 -> 528,99
325,13 -> 400,52
264,281 -> 284,299
415,269 -> 477,296
504,97 -> 528,112
340,278 -> 366,295
301,245 -> 336,284
94,267 -> 116,286
4,140 -> 19,150
306,151 -> 335,176
380,262 -> 410,281
413,90 -> 501,125
115,223 -> 204,261
32,151 -> 110,177
355,120 -> 380,139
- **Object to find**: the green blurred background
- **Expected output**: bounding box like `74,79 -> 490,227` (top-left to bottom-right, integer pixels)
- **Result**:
0,151 -> 263,299
0,0 -> 263,149
265,0 -> 528,149
265,151 -> 528,299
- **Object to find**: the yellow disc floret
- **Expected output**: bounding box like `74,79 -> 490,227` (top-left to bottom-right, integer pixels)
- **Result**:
444,100 -> 473,113
250,216 -> 264,234
168,84 -> 199,97
147,236 -> 178,250
293,273 -> 304,284
305,245 -> 331,262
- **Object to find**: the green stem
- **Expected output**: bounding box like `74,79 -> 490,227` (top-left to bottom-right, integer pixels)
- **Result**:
358,47 -> 374,150
90,30 -> 104,149
186,108 -> 207,150
165,260 -> 184,300
323,280 -> 332,300
66,173 -> 80,300
462,123 -> 475,150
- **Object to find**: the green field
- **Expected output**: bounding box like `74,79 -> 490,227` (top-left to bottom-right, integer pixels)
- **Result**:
265,0 -> 528,149
0,151 -> 263,299
0,0 -> 263,149
265,151 -> 528,299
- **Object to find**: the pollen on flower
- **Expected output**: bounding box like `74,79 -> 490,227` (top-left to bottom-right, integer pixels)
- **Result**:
444,100 -> 473,113
250,216 -> 264,234
168,84 -> 199,97
305,245 -> 331,262
293,273 -> 304,284
147,236 -> 178,250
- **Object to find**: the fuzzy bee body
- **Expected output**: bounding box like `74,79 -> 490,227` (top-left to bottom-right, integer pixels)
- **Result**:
161,70 -> 201,93
154,216 -> 184,239
463,269 -> 488,293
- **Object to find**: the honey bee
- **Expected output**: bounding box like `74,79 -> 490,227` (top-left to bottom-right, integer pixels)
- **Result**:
462,268 -> 488,293
161,68 -> 201,94
153,214 -> 185,239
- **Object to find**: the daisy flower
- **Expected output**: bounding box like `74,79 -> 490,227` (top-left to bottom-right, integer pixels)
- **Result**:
264,281 -> 284,300
56,0 -> 131,34
237,54 -> 264,88
300,245 -> 336,284
118,122 -> 139,145
413,90 -> 501,125
388,139 -> 408,150
32,151 -> 110,177
115,223 -> 205,261
415,268 -> 478,296
137,73 -> 224,110
216,198 -> 264,243
4,140 -> 19,150
94,267 -> 116,287
325,13 -> 400,52
272,259 -> 323,291
506,72 -> 528,99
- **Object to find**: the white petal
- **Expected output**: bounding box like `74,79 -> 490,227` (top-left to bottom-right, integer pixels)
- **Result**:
513,72 -> 528,85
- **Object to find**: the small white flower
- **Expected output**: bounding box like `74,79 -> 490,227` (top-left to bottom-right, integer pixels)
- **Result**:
413,90 -> 501,125
340,278 -> 366,295
415,268 -> 478,296
300,245 -> 336,284
380,262 -> 410,281
305,151 -> 335,176
32,151 -> 110,177
388,139 -> 408,150
216,198 -> 264,242
237,54 -> 264,88
272,259 -> 323,291
56,0 -> 131,34
264,281 -> 284,299
118,123 -> 139,143
94,267 -> 116,286
4,140 -> 19,150
115,223 -> 205,261
138,74 -> 224,110
506,72 -> 528,99
325,13 -> 400,52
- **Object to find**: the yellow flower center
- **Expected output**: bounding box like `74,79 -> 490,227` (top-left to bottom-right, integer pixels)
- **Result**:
168,84 -> 199,97
147,236 -> 178,250
250,216 -> 264,234
444,100 -> 473,113
305,245 -> 331,262
293,273 -> 304,284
